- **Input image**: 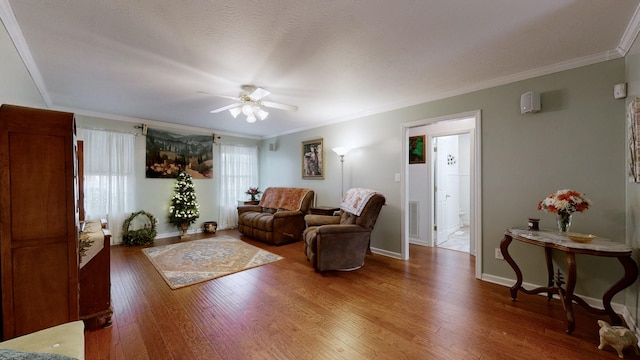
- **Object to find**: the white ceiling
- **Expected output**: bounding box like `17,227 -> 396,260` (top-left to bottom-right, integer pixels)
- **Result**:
2,0 -> 640,138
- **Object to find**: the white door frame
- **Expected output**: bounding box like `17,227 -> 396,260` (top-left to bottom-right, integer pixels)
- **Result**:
401,110 -> 482,279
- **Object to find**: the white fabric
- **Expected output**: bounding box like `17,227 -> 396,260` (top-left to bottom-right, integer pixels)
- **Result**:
78,129 -> 136,245
340,188 -> 380,216
219,144 -> 259,229
0,321 -> 85,360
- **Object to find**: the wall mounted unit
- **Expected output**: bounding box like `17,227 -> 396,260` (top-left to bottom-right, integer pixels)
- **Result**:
614,83 -> 627,99
521,91 -> 541,113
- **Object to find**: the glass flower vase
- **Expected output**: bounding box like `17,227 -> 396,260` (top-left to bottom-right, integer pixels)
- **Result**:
556,211 -> 573,233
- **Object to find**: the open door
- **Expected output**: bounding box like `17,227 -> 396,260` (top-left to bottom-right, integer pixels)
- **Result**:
433,134 -> 467,250
433,136 -> 449,245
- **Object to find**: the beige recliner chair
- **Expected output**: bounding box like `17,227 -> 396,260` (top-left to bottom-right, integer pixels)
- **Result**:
303,188 -> 385,271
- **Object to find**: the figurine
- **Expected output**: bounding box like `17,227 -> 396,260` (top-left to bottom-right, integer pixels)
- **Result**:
597,320 -> 640,358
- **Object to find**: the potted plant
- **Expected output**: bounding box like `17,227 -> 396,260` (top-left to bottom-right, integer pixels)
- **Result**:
245,186 -> 262,202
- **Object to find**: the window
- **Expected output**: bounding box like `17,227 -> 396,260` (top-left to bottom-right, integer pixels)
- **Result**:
78,129 -> 136,244
219,144 -> 259,229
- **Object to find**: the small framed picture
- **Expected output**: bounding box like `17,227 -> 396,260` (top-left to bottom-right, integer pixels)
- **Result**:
302,138 -> 324,179
409,135 -> 425,164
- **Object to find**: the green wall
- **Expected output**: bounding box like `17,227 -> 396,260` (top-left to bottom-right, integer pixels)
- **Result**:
625,35 -> 640,330
261,59 -> 628,303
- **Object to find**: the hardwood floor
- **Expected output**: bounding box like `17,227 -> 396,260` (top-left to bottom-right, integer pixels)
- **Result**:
85,230 -> 632,359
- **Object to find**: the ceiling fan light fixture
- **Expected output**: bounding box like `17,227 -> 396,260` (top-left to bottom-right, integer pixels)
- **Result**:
250,87 -> 271,100
256,108 -> 269,120
204,85 -> 297,125
229,107 -> 241,118
242,104 -> 254,116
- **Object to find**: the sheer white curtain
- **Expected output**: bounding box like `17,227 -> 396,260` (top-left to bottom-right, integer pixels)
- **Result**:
219,144 -> 259,229
78,129 -> 136,244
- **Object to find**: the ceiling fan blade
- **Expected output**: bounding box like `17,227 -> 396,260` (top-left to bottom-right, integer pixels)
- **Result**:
262,101 -> 298,112
210,103 -> 240,114
249,87 -> 271,100
197,91 -> 240,101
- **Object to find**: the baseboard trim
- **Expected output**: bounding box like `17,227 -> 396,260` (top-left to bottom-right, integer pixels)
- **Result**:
409,239 -> 429,246
481,273 -> 635,331
156,228 -> 203,239
370,247 -> 402,259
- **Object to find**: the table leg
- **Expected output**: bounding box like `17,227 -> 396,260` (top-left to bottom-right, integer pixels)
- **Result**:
563,252 -> 577,333
500,235 -> 522,301
601,256 -> 639,326
544,247 -> 554,300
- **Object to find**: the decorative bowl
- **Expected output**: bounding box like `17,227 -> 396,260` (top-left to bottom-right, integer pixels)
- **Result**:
565,232 -> 596,243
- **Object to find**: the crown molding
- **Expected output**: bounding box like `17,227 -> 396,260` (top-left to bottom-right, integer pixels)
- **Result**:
2,0 -> 636,140
617,2 -> 640,56
0,0 -> 51,107
265,49 -> 625,139
56,105 -> 258,139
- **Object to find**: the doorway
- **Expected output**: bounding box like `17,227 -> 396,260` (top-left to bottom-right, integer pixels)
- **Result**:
433,133 -> 471,253
402,111 -> 482,278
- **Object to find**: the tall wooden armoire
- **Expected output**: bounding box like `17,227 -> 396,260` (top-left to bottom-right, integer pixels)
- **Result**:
0,104 -> 79,339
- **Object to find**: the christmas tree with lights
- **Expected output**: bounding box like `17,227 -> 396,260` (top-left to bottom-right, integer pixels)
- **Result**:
168,171 -> 200,237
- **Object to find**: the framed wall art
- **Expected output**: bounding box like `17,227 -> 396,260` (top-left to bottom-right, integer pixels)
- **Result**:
409,135 -> 425,164
302,138 -> 324,179
145,128 -> 213,179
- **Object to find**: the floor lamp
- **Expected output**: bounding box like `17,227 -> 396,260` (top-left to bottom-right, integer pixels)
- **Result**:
332,147 -> 351,197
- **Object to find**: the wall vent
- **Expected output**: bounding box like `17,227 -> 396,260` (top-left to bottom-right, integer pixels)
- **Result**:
409,201 -> 419,238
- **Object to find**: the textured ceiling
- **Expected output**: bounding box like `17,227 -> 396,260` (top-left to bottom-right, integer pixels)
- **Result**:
2,0 -> 640,138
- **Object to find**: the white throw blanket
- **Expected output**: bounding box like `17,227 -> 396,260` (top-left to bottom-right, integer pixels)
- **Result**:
340,188 -> 381,216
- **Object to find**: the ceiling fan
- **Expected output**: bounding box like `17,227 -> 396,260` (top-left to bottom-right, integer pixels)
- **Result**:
199,85 -> 298,123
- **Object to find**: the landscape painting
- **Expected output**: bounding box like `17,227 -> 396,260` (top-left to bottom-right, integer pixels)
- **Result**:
146,128 -> 214,178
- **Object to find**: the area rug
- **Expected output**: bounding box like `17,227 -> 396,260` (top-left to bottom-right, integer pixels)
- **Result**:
142,236 -> 283,289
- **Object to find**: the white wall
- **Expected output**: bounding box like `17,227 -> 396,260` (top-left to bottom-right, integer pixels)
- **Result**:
0,21 -> 45,108
1,15 -> 262,239
458,133 -> 471,226
75,115 -> 261,238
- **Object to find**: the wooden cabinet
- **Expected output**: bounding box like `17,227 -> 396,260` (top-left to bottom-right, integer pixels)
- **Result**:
0,104 -> 79,339
79,220 -> 112,329
78,140 -> 85,222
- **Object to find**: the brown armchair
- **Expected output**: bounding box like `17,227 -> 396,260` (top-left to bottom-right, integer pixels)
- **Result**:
303,189 -> 385,271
